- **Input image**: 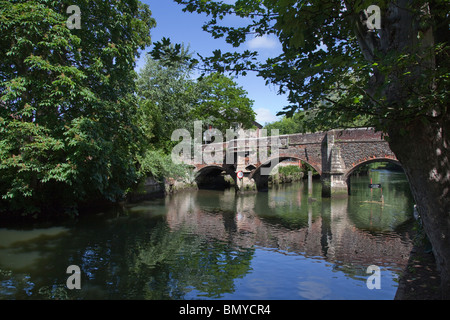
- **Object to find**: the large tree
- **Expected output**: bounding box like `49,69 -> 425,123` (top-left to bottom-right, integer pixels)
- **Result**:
193,72 -> 256,133
137,44 -> 198,153
0,0 -> 154,216
139,40 -> 256,146
173,0 -> 450,297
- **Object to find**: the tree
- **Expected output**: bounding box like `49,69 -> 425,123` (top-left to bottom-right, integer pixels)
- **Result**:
136,45 -> 198,153
264,112 -> 305,135
0,0 -> 154,216
173,0 -> 450,297
194,72 -> 256,133
138,41 -> 256,147
265,107 -> 371,134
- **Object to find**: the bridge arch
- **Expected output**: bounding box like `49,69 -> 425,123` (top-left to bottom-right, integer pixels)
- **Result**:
195,165 -> 237,190
344,158 -> 403,180
249,155 -> 322,191
250,156 -> 321,179
343,158 -> 403,196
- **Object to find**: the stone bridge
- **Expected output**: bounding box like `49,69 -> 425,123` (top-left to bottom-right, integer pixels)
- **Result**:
190,128 -> 400,197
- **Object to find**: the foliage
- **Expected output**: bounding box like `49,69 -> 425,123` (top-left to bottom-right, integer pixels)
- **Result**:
278,165 -> 302,177
138,40 -> 257,149
173,0 -> 448,132
264,112 -> 306,134
193,72 -> 256,133
136,149 -> 191,182
136,46 -> 199,153
264,108 -> 371,134
0,0 -> 154,216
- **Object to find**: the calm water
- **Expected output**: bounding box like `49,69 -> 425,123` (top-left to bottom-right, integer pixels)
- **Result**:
0,170 -> 415,300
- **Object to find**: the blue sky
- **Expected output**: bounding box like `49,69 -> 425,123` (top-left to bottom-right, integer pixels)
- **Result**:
136,0 -> 289,125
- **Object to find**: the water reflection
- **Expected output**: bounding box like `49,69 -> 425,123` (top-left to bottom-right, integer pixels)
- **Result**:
0,170 -> 415,300
162,172 -> 413,269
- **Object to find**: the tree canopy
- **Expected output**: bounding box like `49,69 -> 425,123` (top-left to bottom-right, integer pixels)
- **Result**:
138,40 -> 256,152
136,44 -> 199,152
173,0 -> 448,131
0,0 -> 154,215
193,72 -> 256,133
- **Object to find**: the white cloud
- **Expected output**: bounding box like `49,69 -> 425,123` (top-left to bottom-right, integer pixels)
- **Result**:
254,107 -> 280,125
246,35 -> 280,50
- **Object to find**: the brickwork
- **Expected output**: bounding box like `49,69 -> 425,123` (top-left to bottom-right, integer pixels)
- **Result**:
192,128 -> 399,196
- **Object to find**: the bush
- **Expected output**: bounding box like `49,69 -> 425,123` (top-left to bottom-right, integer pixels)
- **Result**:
278,165 -> 303,176
136,149 -> 190,183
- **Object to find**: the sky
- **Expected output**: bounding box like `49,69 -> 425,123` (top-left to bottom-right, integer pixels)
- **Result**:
136,0 -> 289,125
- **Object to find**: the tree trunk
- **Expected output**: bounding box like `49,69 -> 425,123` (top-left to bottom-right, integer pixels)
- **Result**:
353,0 -> 449,297
388,115 -> 450,299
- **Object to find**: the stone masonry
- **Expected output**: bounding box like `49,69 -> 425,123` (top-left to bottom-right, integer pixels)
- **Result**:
192,128 -> 400,197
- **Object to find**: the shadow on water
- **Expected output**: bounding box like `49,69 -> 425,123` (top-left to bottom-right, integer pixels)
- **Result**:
0,170 -> 415,300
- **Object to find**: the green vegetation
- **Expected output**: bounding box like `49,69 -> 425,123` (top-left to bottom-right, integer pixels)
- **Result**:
137,43 -> 255,153
136,44 -> 199,153
278,165 -> 303,177
0,0 -> 154,216
270,163 -> 320,186
271,165 -> 303,184
192,72 -> 256,133
278,164 -> 319,179
264,109 -> 371,134
0,1 -> 257,217
264,113 -> 306,135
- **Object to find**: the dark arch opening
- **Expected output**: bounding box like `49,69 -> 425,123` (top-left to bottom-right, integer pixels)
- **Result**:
195,166 -> 236,190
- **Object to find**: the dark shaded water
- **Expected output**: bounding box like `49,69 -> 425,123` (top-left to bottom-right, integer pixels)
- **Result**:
0,170 -> 415,300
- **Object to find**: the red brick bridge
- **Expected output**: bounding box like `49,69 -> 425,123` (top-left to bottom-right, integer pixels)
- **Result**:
191,128 -> 399,196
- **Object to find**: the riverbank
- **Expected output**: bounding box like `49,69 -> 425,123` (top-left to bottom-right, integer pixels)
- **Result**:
395,242 -> 442,300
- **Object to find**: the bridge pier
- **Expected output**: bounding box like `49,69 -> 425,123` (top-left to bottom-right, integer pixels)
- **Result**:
321,131 -> 349,197
236,175 -> 257,192
321,173 -> 349,197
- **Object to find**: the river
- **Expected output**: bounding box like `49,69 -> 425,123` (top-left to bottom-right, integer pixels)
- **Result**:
0,169 -> 415,300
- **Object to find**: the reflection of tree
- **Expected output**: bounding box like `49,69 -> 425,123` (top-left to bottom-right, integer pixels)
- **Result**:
0,211 -> 254,300
131,222 -> 254,299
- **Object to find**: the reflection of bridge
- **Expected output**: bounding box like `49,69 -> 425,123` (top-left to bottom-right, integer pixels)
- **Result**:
164,189 -> 413,272
193,128 -> 400,196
